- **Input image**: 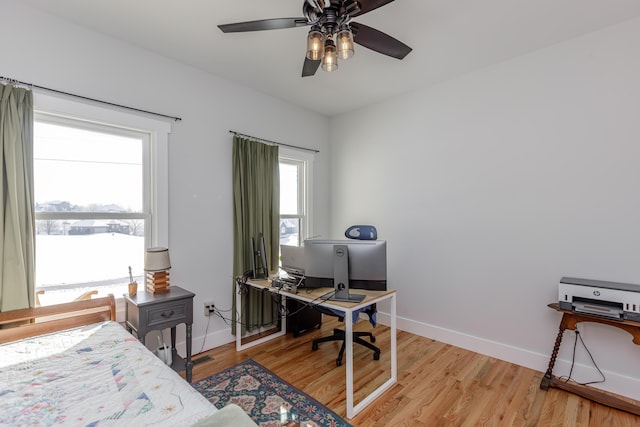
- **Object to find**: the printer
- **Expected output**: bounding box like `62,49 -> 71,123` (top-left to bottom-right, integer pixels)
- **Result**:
559,277 -> 640,321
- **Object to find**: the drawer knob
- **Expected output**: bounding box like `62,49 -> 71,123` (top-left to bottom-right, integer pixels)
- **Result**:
160,310 -> 175,319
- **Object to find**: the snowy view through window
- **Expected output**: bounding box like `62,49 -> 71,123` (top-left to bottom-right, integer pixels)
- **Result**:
34,120 -> 146,305
279,160 -> 303,247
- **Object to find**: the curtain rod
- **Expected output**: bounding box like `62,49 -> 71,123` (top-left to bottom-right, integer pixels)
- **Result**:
0,76 -> 182,122
229,130 -> 319,153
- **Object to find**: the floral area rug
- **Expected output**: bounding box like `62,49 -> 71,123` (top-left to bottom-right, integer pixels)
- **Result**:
193,358 -> 352,427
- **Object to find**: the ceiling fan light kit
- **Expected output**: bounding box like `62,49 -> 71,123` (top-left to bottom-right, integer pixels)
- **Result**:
218,0 -> 412,77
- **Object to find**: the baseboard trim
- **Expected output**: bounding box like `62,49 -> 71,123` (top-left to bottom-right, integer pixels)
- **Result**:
375,311 -> 640,401
193,328 -> 235,356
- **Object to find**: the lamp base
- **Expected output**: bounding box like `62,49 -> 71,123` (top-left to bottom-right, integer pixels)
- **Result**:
146,271 -> 170,294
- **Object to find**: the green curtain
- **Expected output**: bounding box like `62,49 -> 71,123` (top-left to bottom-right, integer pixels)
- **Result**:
0,84 -> 35,312
232,136 -> 280,335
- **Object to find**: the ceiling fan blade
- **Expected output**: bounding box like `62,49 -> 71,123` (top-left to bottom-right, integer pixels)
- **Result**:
302,57 -> 321,77
218,17 -> 308,33
350,0 -> 395,17
350,22 -> 412,60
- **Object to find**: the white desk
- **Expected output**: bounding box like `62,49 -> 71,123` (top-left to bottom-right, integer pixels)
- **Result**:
235,279 -> 397,419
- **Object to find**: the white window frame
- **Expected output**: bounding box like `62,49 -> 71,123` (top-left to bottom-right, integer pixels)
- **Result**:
279,146 -> 314,244
33,92 -> 171,288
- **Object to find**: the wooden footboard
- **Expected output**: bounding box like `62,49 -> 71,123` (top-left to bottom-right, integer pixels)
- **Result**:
0,294 -> 116,344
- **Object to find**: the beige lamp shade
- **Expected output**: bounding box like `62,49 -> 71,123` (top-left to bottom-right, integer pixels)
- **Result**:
144,247 -> 171,272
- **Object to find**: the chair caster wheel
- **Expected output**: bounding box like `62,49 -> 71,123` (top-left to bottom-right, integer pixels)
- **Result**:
312,343 -> 318,351
373,352 -> 380,361
336,359 -> 342,366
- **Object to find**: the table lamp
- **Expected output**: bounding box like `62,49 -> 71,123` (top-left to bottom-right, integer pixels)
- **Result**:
144,247 -> 171,294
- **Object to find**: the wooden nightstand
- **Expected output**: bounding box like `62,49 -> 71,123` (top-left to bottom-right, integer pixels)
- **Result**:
123,286 -> 195,382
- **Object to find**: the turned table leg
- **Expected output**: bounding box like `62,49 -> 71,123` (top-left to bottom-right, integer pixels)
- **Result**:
540,314 -> 566,390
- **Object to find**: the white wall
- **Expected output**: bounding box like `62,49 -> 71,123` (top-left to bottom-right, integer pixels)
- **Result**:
330,17 -> 640,399
0,0 -> 331,351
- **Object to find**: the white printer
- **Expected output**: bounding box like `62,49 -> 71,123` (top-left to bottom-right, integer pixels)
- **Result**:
559,277 -> 640,321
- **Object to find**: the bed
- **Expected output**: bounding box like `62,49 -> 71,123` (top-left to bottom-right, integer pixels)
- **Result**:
0,295 -> 255,427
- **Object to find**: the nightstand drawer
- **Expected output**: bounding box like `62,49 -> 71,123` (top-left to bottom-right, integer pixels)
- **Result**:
147,301 -> 189,327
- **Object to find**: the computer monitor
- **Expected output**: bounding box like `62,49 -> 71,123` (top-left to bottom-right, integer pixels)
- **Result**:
250,234 -> 269,279
281,245 -> 305,276
303,239 -> 387,302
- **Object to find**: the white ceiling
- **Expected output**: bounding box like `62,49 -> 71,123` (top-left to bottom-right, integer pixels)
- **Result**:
23,0 -> 640,117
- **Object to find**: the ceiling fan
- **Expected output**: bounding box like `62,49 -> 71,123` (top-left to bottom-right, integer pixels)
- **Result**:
218,0 -> 412,77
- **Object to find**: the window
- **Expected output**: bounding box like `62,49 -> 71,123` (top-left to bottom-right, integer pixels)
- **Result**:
279,147 -> 314,247
33,93 -> 169,305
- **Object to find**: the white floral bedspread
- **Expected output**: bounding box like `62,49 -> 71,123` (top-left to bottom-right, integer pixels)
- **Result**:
0,321 -> 217,426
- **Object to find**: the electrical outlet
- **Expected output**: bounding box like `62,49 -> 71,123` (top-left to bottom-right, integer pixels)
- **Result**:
204,301 -> 215,316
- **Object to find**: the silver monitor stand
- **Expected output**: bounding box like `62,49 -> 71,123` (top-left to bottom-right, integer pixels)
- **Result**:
320,244 -> 365,303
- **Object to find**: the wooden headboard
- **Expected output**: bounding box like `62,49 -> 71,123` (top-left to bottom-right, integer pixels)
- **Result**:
0,294 -> 116,344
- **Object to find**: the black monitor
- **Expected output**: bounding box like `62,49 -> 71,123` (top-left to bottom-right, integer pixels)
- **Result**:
303,239 -> 387,302
250,233 -> 269,279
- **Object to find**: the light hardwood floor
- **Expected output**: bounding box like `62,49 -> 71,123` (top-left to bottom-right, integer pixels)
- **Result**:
190,316 -> 640,426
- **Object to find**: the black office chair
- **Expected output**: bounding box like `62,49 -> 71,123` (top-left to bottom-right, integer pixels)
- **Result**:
311,304 -> 380,366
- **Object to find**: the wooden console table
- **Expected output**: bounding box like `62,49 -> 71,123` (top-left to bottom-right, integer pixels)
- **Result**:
540,303 -> 640,415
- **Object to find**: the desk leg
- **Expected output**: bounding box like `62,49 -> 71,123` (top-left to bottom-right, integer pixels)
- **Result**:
390,293 -> 397,381
186,324 -> 193,383
281,295 -> 287,333
350,293 -> 398,419
235,284 -> 242,352
235,284 -> 286,352
345,308 -> 355,419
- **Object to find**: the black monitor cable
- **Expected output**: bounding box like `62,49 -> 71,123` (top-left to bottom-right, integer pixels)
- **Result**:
212,277 -> 337,327
202,276 -> 274,331
270,280 -> 338,317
